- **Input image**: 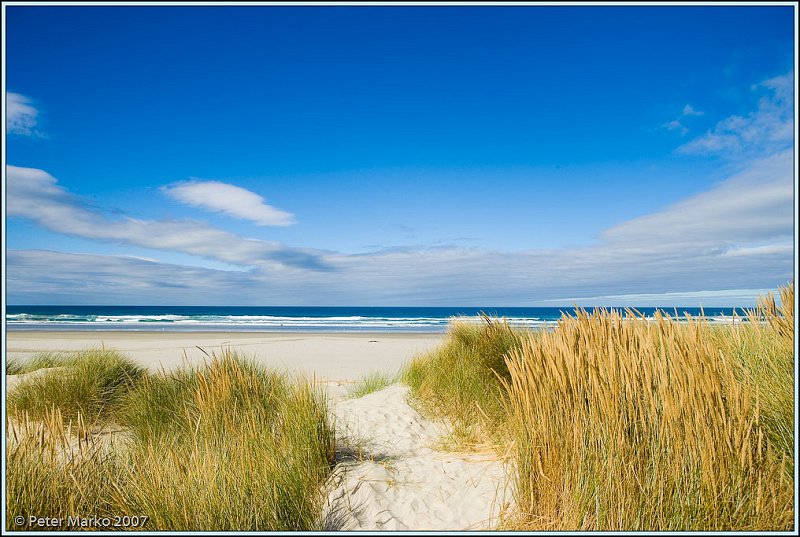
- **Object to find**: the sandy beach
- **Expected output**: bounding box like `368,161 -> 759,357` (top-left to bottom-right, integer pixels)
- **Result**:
5,331 -> 444,384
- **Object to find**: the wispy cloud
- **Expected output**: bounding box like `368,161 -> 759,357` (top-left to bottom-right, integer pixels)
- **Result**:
600,149 -> 793,247
540,288 -> 777,308
6,166 -> 327,270
720,242 -> 794,258
663,103 -> 705,135
7,92 -> 43,136
678,71 -> 793,157
163,180 -> 296,226
7,250 -> 254,304
664,119 -> 688,136
682,104 -> 704,116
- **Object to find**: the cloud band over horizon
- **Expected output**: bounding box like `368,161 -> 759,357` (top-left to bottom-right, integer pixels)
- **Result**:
6,144 -> 793,306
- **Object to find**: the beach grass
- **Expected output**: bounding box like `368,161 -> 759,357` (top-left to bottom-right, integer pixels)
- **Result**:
402,316 -> 523,445
405,284 -> 794,530
502,303 -> 793,530
7,349 -> 146,426
347,370 -> 396,399
715,284 -> 794,467
6,410 -> 125,530
6,352 -> 72,375
118,352 -> 335,531
6,350 -> 336,531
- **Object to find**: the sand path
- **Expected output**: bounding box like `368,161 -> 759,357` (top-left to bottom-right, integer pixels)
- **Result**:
323,385 -> 513,530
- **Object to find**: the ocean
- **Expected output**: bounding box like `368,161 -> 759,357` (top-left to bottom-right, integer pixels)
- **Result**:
5,305 -> 744,333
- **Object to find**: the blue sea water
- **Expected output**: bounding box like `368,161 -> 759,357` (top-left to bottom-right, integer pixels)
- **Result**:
5,305 -> 744,333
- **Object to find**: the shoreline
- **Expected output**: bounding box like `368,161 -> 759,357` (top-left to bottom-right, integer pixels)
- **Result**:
5,329 -> 444,337
5,330 -> 445,383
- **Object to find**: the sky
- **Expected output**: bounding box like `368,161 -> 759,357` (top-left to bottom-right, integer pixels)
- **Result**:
4,4 -> 796,306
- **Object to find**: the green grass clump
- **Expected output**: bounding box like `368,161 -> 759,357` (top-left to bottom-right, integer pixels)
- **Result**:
5,349 -> 336,531
8,349 -> 145,426
118,354 -> 290,444
6,410 -> 124,530
117,352 -> 335,530
6,353 -> 71,375
402,316 -> 523,445
347,371 -> 395,399
716,283 -> 794,466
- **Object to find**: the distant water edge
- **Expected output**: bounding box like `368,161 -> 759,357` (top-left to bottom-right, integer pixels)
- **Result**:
5,305 -> 745,333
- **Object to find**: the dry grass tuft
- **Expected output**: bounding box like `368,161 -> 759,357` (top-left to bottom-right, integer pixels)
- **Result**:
501,282 -> 794,530
403,284 -> 794,530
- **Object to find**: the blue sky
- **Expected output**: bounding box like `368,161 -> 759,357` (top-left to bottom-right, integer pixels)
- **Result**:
4,4 -> 796,306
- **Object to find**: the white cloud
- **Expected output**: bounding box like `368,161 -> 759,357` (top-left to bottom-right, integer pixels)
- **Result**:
721,242 -> 794,258
679,71 -> 793,157
7,250 -> 252,304
163,180 -> 295,226
7,92 -> 42,136
600,149 -> 793,247
663,104 -> 705,135
6,166 -> 326,270
540,288 -> 777,308
682,104 -> 704,116
664,119 -> 688,136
